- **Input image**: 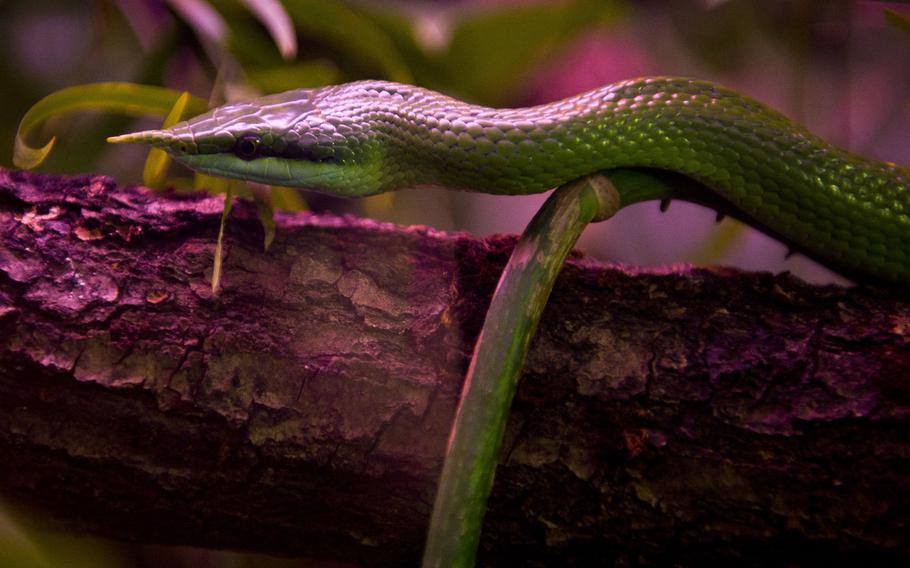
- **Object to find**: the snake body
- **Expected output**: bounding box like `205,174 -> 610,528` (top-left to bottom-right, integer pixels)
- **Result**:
109,77 -> 910,285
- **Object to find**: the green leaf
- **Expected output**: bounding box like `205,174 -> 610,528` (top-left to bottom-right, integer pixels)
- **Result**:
664,1 -> 762,72
165,0 -> 227,46
14,83 -> 208,169
247,61 -> 341,92
142,91 -> 196,189
193,171 -> 250,292
355,4 -> 435,84
440,0 -> 625,105
0,511 -> 48,568
12,137 -> 56,171
208,3 -> 288,68
692,217 -> 745,264
194,172 -> 247,197
239,0 -> 297,59
249,183 -> 276,251
281,0 -> 413,83
362,193 -> 395,220
212,185 -> 234,294
885,9 -> 910,36
270,186 -> 308,212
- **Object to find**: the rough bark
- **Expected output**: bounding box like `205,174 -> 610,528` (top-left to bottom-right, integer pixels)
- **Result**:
0,167 -> 908,567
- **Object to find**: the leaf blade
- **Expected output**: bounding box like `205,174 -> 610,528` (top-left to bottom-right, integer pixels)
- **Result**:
212,184 -> 235,294
239,0 -> 298,60
282,0 -> 413,83
14,82 -> 208,169
165,0 -> 228,46
142,91 -> 195,189
441,0 -> 624,105
885,8 -> 910,37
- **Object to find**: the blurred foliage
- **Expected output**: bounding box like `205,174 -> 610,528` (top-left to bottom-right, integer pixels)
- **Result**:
9,0 -> 624,201
13,83 -> 207,169
665,1 -> 840,72
430,0 -> 624,104
9,0 -> 906,224
143,90 -> 198,188
8,0 -> 626,287
2,0 -> 910,565
885,8 -> 910,36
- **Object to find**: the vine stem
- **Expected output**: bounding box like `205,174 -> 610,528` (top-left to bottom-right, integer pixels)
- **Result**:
421,174 -> 620,567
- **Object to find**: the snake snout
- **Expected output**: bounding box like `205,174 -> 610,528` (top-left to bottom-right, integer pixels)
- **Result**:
107,124 -> 198,155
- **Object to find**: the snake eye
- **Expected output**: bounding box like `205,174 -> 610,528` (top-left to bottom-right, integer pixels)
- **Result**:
235,135 -> 261,160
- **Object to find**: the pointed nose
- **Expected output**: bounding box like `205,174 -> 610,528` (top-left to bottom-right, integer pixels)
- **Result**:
107,129 -> 176,146
107,121 -> 198,154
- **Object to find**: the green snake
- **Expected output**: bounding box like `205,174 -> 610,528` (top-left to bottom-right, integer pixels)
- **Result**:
109,76 -> 909,285
109,78 -> 909,565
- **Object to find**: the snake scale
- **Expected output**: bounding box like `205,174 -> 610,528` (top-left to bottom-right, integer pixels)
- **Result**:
109,77 -> 910,285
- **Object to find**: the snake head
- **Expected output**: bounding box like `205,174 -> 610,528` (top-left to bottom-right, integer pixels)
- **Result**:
108,86 -> 388,196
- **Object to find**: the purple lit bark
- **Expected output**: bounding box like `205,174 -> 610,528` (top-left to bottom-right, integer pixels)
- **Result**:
0,168 -> 908,566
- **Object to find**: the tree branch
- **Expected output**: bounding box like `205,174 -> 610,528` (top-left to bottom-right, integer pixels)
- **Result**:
0,168 -> 908,566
